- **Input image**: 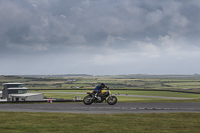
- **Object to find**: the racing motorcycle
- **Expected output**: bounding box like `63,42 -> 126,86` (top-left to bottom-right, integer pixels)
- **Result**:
83,87 -> 117,105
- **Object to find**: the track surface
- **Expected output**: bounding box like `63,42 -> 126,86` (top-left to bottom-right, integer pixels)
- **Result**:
1,103 -> 200,114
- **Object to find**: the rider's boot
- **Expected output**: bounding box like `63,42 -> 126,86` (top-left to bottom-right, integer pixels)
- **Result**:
95,93 -> 101,101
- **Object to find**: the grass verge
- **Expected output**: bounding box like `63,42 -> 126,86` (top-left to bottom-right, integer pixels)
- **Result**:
0,112 -> 200,133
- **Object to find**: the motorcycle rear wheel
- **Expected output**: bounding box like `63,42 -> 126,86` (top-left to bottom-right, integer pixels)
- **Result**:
83,95 -> 93,105
107,96 -> 117,105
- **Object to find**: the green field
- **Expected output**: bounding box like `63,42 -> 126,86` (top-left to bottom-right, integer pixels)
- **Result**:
1,75 -> 200,91
28,89 -> 200,103
0,112 -> 200,133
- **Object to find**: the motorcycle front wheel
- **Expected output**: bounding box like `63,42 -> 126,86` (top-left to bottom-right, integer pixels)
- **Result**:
107,96 -> 117,105
83,95 -> 93,105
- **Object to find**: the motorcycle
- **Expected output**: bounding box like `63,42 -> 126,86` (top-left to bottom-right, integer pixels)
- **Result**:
83,87 -> 117,105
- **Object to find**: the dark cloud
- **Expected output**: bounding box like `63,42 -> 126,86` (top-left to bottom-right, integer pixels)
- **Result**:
0,0 -> 200,75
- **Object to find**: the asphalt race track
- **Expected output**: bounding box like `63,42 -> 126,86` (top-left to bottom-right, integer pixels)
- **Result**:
0,103 -> 200,114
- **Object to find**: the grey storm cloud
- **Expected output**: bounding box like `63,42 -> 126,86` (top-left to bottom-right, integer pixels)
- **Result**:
0,0 -> 200,75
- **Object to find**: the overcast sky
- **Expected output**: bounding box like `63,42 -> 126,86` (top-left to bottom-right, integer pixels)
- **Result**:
0,0 -> 200,75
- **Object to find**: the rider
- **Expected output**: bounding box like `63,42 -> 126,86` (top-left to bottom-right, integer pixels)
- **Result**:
93,83 -> 107,100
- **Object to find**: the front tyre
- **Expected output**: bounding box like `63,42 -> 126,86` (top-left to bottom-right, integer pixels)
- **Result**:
83,95 -> 93,105
107,96 -> 117,105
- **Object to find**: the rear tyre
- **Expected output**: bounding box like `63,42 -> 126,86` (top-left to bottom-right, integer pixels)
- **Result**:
107,96 -> 117,105
83,95 -> 93,105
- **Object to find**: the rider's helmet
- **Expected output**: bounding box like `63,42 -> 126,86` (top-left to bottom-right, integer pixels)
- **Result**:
100,83 -> 106,88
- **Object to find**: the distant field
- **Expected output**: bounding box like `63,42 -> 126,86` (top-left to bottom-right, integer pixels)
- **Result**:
1,75 -> 200,91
